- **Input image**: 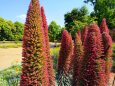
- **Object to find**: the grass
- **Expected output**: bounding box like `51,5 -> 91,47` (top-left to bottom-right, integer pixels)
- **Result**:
50,47 -> 60,73
0,41 -> 22,48
112,43 -> 115,68
50,47 -> 60,55
0,41 -> 60,48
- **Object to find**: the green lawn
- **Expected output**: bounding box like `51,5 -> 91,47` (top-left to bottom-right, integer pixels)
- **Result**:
112,43 -> 115,67
0,41 -> 22,48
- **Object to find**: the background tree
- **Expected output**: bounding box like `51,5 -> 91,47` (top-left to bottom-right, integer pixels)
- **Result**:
64,6 -> 96,38
84,0 -> 115,29
48,21 -> 62,42
0,17 -> 24,41
0,18 -> 14,41
13,22 -> 24,41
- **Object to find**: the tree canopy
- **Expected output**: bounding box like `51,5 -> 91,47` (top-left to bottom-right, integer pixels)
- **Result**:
0,17 -> 24,41
48,21 -> 62,42
64,6 -> 96,38
84,0 -> 115,29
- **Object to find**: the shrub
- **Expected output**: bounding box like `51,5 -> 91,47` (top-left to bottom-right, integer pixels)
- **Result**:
50,47 -> 60,73
0,65 -> 21,86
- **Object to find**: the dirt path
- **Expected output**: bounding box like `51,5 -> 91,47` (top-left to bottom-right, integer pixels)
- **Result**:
0,48 -> 22,70
110,73 -> 115,86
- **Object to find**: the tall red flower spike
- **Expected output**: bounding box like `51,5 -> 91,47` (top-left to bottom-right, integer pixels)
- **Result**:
77,30 -> 81,39
20,0 -> 47,85
41,6 -> 56,86
100,18 -> 109,34
72,33 -> 83,86
100,18 -> 113,84
79,24 -> 106,86
102,32 -> 113,84
40,7 -> 49,86
58,30 -> 73,86
81,26 -> 89,45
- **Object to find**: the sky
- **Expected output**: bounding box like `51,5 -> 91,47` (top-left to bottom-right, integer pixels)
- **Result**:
0,0 -> 93,27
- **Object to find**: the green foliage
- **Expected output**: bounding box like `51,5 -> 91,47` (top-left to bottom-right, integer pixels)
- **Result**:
65,6 -> 88,30
110,29 -> 115,42
50,47 -> 60,73
64,6 -> 96,38
84,0 -> 115,29
50,47 -> 60,56
112,43 -> 115,72
0,17 -> 24,41
0,18 -> 13,41
48,21 -> 62,42
0,65 -> 21,86
13,22 -> 24,41
113,43 -> 115,62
